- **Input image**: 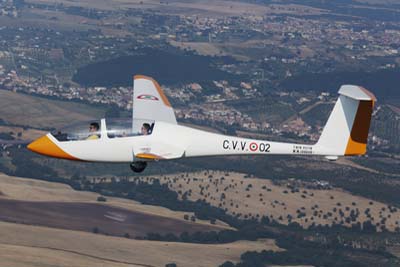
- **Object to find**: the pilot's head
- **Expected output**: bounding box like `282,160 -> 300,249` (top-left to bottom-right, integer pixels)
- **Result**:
89,122 -> 100,132
141,123 -> 151,135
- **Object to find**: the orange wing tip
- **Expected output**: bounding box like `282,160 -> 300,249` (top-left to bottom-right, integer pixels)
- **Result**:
27,135 -> 81,161
134,74 -> 154,80
135,153 -> 164,160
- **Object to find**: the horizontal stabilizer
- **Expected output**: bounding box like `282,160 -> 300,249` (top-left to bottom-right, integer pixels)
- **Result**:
338,85 -> 377,102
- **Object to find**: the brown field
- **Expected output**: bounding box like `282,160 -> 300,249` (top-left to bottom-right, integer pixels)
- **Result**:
26,0 -> 269,15
0,173 -> 231,229
0,221 -> 280,267
125,171 -> 400,232
0,199 -> 223,237
0,173 -> 232,230
26,0 -> 326,16
0,244 -> 139,267
0,90 -> 105,128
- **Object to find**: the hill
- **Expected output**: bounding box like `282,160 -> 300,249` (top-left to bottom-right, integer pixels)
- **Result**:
0,221 -> 279,267
0,173 -> 284,266
121,171 -> 400,232
0,174 -> 232,230
0,90 -> 105,129
0,173 -> 231,232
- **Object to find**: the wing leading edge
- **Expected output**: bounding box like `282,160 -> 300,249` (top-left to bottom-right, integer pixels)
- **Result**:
132,75 -> 177,127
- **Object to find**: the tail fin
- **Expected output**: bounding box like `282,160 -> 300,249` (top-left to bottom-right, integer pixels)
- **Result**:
315,85 -> 377,156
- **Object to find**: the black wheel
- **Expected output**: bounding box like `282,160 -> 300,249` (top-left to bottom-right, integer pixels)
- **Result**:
130,161 -> 147,173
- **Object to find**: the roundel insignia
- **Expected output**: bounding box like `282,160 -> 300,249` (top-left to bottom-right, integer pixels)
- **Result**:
249,142 -> 258,152
137,94 -> 159,101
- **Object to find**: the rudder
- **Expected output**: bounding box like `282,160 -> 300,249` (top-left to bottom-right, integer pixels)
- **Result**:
315,85 -> 376,156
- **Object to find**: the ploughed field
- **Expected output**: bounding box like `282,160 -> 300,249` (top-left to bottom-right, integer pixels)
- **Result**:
0,173 -> 230,237
0,199 -> 219,238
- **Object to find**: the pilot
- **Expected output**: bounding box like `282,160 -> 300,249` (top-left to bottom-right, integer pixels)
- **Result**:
87,122 -> 100,140
141,123 -> 151,135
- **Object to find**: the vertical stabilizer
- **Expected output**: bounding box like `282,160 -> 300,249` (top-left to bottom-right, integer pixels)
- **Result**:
315,85 -> 376,156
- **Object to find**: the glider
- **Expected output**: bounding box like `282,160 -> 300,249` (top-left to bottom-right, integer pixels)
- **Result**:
28,75 -> 377,172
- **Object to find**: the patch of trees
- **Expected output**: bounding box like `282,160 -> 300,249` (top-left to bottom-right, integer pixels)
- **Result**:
146,224 -> 276,244
220,235 -> 396,267
182,154 -> 400,209
0,133 -> 14,140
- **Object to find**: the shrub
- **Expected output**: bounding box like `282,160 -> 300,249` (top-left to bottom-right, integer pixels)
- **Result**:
97,196 -> 107,202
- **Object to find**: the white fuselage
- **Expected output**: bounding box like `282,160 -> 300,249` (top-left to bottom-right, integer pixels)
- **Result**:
47,121 -> 328,163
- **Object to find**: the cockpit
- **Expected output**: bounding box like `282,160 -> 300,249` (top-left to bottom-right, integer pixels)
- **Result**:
52,118 -> 155,142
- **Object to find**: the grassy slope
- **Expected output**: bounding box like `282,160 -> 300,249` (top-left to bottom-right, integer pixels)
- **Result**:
0,221 -> 279,267
0,90 -> 105,129
128,171 -> 400,231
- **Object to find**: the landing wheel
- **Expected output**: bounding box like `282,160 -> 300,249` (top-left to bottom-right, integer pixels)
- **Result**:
130,161 -> 147,173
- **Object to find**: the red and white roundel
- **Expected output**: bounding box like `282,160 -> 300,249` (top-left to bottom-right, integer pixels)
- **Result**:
249,142 -> 258,152
137,94 -> 159,101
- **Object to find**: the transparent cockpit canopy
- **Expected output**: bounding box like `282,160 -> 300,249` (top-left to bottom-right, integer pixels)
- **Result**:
52,120 -> 102,142
106,118 -> 155,138
52,118 -> 155,142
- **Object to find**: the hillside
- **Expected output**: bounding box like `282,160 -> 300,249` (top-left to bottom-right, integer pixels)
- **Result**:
0,173 -> 231,232
0,221 -> 279,267
0,173 -> 285,267
120,171 -> 400,232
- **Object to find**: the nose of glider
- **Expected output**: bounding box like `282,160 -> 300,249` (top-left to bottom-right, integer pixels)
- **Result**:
27,135 -> 57,156
27,135 -> 78,160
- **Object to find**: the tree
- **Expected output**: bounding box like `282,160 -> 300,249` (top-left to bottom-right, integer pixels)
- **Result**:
97,196 -> 107,202
219,261 -> 235,267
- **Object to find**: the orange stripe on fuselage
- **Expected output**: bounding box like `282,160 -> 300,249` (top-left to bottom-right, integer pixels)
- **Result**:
135,153 -> 164,160
345,100 -> 374,155
134,75 -> 172,107
27,135 -> 81,161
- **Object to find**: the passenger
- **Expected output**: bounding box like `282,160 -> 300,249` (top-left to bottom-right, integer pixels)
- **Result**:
141,123 -> 151,135
87,122 -> 100,140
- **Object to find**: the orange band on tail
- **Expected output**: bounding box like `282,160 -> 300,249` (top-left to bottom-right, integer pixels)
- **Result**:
345,100 -> 374,155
